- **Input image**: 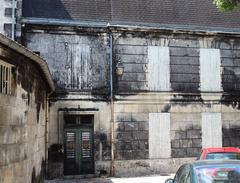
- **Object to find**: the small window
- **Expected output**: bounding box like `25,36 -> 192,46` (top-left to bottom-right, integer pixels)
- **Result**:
0,60 -> 13,95
4,8 -> 12,17
64,115 -> 93,127
4,24 -> 12,38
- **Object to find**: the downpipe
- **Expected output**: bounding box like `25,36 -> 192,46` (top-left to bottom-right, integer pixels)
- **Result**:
109,32 -> 115,176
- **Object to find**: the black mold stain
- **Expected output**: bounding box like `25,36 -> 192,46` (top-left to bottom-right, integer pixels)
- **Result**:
223,127 -> 240,147
221,67 -> 240,110
170,93 -> 203,106
161,104 -> 171,112
31,159 -> 45,183
221,94 -> 240,110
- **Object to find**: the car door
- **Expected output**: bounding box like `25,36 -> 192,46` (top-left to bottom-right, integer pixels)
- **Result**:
174,164 -> 191,183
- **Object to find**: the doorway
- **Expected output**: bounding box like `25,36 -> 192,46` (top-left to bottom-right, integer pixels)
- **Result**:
64,115 -> 94,175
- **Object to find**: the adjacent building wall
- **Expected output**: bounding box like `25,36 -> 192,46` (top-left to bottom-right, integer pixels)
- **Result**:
0,0 -> 22,40
0,43 -> 49,183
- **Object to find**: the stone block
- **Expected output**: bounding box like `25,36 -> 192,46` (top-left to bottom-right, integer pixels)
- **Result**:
171,113 -> 200,123
115,113 -> 132,122
139,140 -> 148,150
132,131 -> 148,140
13,161 -> 25,178
114,104 -> 125,113
174,131 -> 187,140
187,129 -> 201,139
171,140 -> 180,148
116,36 -> 147,46
0,106 -> 12,125
125,122 -> 138,131
132,150 -> 148,159
179,139 -> 192,148
122,150 -> 133,160
132,113 -> 148,122
115,45 -> 147,55
170,47 -> 199,57
1,166 -> 13,183
192,139 -> 202,148
124,105 -> 139,113
169,39 -> 199,48
171,148 -> 187,158
130,141 -> 138,150
138,122 -> 148,131
116,122 -> 125,132
186,148 -> 201,157
116,132 -> 133,141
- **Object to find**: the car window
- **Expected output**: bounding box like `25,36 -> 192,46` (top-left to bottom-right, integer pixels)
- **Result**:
174,164 -> 190,183
185,173 -> 191,183
195,164 -> 240,183
174,165 -> 186,183
206,153 -> 239,160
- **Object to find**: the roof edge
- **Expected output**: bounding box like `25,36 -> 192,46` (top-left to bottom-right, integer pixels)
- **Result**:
21,17 -> 240,35
0,33 -> 55,92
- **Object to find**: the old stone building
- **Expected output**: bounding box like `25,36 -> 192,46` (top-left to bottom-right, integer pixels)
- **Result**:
19,0 -> 240,178
0,33 -> 54,183
0,0 -> 22,40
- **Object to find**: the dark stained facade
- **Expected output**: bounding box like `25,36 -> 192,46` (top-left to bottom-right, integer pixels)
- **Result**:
20,0 -> 240,178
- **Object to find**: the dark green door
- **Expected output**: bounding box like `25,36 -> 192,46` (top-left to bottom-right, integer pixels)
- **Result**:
64,115 -> 94,175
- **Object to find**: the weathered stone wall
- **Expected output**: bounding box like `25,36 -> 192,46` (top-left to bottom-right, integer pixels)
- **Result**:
24,27 -> 240,177
0,44 -> 48,183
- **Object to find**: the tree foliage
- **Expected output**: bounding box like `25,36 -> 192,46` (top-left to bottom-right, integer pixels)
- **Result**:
213,0 -> 240,11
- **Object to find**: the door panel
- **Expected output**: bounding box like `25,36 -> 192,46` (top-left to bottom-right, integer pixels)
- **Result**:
80,130 -> 94,174
64,130 -> 78,175
64,127 -> 94,175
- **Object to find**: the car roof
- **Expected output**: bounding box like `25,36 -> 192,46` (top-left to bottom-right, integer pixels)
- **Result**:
203,147 -> 240,153
192,160 -> 240,168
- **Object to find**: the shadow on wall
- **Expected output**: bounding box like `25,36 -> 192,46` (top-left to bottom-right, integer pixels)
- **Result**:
23,0 -> 72,19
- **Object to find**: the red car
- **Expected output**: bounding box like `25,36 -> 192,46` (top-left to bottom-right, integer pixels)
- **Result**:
198,147 -> 240,160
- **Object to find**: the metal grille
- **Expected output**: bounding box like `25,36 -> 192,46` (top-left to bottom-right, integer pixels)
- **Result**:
82,132 -> 91,158
66,132 -> 76,158
0,60 -> 12,95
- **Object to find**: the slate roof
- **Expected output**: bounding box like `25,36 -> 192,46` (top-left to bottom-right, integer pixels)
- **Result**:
22,0 -> 240,30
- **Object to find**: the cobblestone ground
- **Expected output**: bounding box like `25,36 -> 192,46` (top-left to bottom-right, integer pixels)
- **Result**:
45,174 -> 174,183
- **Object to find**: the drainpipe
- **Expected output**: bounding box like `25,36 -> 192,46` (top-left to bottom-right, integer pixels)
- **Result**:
109,32 -> 115,176
45,91 -> 54,175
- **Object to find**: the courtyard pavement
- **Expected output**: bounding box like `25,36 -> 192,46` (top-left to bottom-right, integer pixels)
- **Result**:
45,174 -> 174,183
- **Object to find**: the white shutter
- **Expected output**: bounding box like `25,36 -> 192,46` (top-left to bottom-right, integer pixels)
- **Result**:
201,113 -> 222,148
148,46 -> 170,91
200,48 -> 221,91
149,113 -> 171,158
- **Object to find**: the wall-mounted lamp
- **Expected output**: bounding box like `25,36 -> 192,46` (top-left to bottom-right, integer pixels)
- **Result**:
116,61 -> 124,76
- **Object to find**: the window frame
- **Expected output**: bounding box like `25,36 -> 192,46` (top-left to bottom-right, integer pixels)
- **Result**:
0,59 -> 14,95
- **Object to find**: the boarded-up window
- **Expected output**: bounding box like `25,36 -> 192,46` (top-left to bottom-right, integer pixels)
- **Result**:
148,46 -> 170,91
67,44 -> 91,89
149,113 -> 171,158
201,113 -> 222,148
200,49 -> 221,91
